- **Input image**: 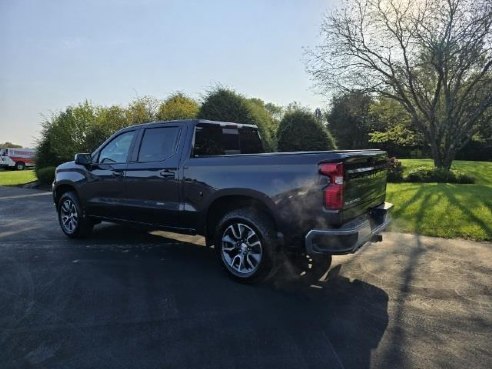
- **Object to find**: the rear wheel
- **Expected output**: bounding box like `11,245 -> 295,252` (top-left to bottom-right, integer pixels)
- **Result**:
57,191 -> 93,238
215,208 -> 277,283
15,162 -> 25,170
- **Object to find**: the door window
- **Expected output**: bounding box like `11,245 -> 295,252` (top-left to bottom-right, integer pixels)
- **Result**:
137,127 -> 180,162
98,131 -> 136,164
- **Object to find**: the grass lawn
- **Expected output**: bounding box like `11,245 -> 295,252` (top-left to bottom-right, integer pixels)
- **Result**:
387,160 -> 492,241
0,169 -> 37,186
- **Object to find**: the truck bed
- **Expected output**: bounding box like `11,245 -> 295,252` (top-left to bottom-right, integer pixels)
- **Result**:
182,148 -> 388,240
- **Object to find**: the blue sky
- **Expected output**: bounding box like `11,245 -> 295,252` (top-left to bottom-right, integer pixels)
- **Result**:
0,0 -> 338,147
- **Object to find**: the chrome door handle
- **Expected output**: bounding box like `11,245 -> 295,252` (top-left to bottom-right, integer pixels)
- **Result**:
159,169 -> 175,178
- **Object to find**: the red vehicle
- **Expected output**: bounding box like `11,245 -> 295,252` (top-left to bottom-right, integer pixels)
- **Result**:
0,148 -> 36,170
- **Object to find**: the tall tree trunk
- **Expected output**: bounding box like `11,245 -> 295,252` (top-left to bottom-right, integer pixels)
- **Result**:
443,155 -> 454,170
429,140 -> 444,168
443,146 -> 457,171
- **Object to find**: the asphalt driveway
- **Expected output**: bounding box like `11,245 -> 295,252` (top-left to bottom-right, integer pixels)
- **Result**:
0,186 -> 491,369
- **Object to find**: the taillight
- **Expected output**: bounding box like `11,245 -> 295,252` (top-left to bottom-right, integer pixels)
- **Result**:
319,162 -> 344,210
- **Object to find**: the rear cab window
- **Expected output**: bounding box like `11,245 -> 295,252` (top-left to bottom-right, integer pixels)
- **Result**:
193,123 -> 263,157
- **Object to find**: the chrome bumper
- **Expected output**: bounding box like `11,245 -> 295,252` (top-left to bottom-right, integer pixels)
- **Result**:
305,202 -> 393,255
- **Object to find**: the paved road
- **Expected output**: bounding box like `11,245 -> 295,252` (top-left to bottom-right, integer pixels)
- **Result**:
0,186 -> 491,369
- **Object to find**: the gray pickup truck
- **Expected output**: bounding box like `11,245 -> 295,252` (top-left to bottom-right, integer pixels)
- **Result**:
53,119 -> 392,282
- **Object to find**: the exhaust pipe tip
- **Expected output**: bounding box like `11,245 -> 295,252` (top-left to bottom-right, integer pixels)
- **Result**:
371,234 -> 383,243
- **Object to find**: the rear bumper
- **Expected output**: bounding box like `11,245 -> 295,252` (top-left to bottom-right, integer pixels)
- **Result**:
305,202 -> 393,255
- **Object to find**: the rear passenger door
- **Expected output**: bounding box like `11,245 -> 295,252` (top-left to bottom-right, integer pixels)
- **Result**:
124,124 -> 184,228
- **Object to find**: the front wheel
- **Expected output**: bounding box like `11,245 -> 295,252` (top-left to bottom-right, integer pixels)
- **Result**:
215,208 -> 278,283
15,162 -> 25,170
57,191 -> 93,238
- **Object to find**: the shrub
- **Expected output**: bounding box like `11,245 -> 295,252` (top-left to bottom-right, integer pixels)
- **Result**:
85,105 -> 130,151
405,167 -> 431,182
453,171 -> 476,184
35,124 -> 64,170
247,98 -> 279,149
125,96 -> 159,124
387,157 -> 404,182
35,101 -> 97,169
157,92 -> 199,121
36,166 -> 56,185
456,139 -> 492,161
277,109 -> 337,152
198,88 -> 275,151
405,167 -> 475,184
36,97 -> 158,166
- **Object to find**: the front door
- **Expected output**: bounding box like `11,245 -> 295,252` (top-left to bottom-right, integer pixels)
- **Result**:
81,129 -> 137,219
124,125 -> 184,228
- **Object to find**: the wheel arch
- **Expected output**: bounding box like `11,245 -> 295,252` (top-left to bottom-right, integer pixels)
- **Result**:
204,192 -> 280,246
53,183 -> 78,207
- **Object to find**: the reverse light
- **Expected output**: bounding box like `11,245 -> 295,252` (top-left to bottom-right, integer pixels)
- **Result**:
319,162 -> 344,210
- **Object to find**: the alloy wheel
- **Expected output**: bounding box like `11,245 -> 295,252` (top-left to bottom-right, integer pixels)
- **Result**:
221,222 -> 263,277
60,199 -> 78,234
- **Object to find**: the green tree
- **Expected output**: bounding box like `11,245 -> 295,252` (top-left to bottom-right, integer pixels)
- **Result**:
277,108 -> 337,152
157,92 -> 199,121
35,122 -> 59,171
198,88 -> 275,151
368,97 -> 424,156
308,0 -> 492,169
85,105 -> 129,151
264,102 -> 284,122
247,98 -> 279,149
35,101 -> 97,170
50,101 -> 97,160
126,96 -> 159,124
327,91 -> 373,149
457,110 -> 492,161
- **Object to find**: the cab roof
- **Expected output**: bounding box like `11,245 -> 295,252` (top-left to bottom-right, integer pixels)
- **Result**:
122,119 -> 259,131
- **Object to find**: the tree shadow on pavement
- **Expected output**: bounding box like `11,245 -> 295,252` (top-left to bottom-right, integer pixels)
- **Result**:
269,264 -> 390,369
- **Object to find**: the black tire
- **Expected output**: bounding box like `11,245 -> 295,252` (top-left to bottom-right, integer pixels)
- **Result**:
214,208 -> 278,283
285,252 -> 332,282
57,191 -> 93,238
15,162 -> 25,170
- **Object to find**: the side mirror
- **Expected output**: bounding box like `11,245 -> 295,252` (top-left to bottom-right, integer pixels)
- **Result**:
74,153 -> 92,166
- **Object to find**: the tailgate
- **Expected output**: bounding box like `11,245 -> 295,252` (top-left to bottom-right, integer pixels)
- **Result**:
341,152 -> 388,222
